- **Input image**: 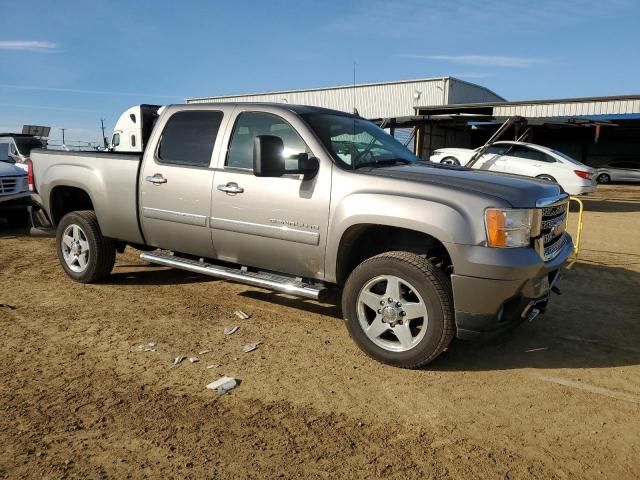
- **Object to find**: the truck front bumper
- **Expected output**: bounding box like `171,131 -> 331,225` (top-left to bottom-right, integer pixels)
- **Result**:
448,234 -> 573,341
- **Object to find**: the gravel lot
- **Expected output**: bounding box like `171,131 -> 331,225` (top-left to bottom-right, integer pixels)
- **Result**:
1,185 -> 639,479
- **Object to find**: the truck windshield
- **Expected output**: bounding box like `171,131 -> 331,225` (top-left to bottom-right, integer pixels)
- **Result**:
0,143 -> 10,162
302,113 -> 419,169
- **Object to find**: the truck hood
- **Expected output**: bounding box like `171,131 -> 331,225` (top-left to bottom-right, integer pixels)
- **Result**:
359,162 -> 562,208
0,161 -> 26,177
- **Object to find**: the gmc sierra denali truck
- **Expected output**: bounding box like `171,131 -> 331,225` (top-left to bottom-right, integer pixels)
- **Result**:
30,103 -> 571,368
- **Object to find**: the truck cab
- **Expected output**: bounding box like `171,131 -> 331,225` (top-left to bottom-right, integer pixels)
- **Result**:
110,105 -> 161,152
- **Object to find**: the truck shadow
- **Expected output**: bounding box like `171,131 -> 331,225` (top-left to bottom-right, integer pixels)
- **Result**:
238,290 -> 342,318
104,267 -> 216,286
431,262 -> 640,371
576,184 -> 640,213
576,197 -> 640,213
0,225 -> 30,238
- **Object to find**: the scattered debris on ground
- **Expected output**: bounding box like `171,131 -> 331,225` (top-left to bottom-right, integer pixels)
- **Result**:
224,326 -> 239,335
234,310 -> 250,320
0,303 -> 16,310
242,342 -> 261,353
189,357 -> 199,363
206,376 -> 239,395
136,342 -> 156,352
206,364 -> 220,369
198,349 -> 211,355
171,355 -> 185,366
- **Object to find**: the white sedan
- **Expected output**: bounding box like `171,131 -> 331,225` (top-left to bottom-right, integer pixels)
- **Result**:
430,141 -> 597,195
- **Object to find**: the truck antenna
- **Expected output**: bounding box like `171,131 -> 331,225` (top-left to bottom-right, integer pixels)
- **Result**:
352,61 -> 357,115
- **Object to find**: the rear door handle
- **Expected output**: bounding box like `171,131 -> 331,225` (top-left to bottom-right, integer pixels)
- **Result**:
145,173 -> 167,185
217,182 -> 244,194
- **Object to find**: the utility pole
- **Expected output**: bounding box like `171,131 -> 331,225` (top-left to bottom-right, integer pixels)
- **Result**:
100,118 -> 107,148
61,128 -> 67,145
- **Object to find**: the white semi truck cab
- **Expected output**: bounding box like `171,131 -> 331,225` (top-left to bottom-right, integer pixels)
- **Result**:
110,104 -> 162,152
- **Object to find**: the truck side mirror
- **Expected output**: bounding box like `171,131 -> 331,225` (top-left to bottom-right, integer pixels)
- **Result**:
295,153 -> 320,179
253,135 -> 285,177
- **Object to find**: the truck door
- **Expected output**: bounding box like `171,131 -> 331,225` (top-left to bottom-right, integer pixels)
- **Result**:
139,107 -> 228,257
209,109 -> 331,280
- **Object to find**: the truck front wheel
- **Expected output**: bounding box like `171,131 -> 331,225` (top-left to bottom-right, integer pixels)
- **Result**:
56,210 -> 116,283
342,251 -> 454,368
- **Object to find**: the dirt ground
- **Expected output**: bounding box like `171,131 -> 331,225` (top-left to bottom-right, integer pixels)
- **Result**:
1,185 -> 639,479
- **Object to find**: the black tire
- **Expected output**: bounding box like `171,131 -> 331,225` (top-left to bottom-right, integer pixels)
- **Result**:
56,210 -> 116,283
341,251 -> 454,368
441,157 -> 460,166
536,174 -> 557,183
596,173 -> 610,184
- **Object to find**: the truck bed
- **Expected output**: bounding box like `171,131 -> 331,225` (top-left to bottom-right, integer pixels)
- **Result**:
30,149 -> 145,244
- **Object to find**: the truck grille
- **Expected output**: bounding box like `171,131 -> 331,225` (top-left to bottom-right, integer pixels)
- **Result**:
538,201 -> 568,261
0,177 -> 22,195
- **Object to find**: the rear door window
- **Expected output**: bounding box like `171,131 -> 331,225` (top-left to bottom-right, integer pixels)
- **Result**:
485,144 -> 511,155
157,110 -> 223,167
508,146 -> 553,162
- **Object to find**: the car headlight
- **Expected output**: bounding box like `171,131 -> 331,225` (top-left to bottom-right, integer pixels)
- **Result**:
484,208 -> 533,248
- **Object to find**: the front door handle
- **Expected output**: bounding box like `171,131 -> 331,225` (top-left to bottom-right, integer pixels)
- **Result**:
217,182 -> 244,194
145,173 -> 167,185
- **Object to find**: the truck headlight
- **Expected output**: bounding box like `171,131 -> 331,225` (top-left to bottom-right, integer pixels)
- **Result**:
484,208 -> 533,248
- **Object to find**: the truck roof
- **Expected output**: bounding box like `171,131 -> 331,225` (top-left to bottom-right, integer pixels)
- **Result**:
173,102 -> 354,117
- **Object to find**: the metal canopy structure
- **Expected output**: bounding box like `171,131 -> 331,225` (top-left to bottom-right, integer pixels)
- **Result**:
375,113 -> 620,163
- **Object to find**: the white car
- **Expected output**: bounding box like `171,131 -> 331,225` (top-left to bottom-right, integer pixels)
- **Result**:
430,141 -> 596,195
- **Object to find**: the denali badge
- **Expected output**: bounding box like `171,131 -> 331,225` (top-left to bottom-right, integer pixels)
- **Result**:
269,218 -> 320,230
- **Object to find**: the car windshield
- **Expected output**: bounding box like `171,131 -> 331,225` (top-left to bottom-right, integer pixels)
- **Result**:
302,113 -> 419,169
15,137 -> 44,156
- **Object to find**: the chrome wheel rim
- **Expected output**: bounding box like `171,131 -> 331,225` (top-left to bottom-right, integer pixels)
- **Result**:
61,224 -> 90,273
356,275 -> 429,352
597,174 -> 609,183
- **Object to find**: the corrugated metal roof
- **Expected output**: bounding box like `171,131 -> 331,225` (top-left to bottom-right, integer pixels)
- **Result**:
417,94 -> 640,118
494,98 -> 640,117
185,77 -> 505,119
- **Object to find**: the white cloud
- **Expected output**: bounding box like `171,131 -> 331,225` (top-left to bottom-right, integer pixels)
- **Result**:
0,40 -> 59,52
0,84 -> 180,99
448,72 -> 496,79
408,55 -> 545,68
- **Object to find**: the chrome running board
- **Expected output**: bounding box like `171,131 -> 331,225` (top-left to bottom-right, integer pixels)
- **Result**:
140,251 -> 326,300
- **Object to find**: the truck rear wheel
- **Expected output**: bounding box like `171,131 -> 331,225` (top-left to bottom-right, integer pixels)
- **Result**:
56,210 -> 116,283
342,251 -> 454,368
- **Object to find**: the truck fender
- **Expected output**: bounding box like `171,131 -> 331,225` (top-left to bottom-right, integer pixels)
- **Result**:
325,193 -> 476,283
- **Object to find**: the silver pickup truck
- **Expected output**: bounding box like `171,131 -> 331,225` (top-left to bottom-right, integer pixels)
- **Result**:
30,103 -> 572,368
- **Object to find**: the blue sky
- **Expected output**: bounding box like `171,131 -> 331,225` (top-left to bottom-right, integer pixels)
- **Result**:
1,0 -> 638,144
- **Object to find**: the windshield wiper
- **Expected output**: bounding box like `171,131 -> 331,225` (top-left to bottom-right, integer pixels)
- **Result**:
353,158 -> 412,169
